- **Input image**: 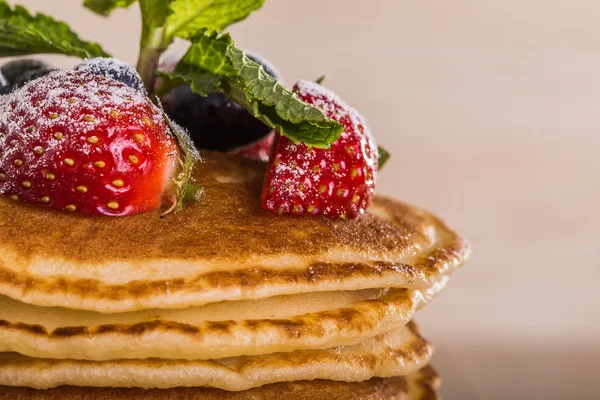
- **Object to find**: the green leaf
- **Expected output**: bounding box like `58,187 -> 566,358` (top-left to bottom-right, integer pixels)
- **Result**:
0,1 -> 110,58
175,30 -> 235,77
83,0 -> 137,16
139,0 -> 170,32
136,0 -> 171,89
377,146 -> 390,169
154,30 -> 232,96
225,47 -> 343,148
165,0 -> 264,40
159,30 -> 344,148
135,0 -> 262,90
157,69 -> 221,97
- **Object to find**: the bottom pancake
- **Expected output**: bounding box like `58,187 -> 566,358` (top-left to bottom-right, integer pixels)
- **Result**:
0,322 -> 431,391
0,366 -> 440,400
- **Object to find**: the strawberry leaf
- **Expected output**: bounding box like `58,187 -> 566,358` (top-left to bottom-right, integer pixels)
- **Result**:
165,0 -> 264,40
83,0 -> 137,16
160,30 -> 344,149
0,1 -> 110,58
377,146 -> 391,169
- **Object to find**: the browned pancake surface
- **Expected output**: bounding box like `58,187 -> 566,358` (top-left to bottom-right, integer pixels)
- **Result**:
0,152 -> 425,262
0,284 -> 450,360
0,322 -> 433,390
0,151 -> 470,311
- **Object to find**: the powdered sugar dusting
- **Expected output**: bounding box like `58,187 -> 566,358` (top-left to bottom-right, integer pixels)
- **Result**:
295,80 -> 378,168
75,58 -> 147,94
0,69 -> 177,216
262,81 -> 378,219
0,70 -> 162,158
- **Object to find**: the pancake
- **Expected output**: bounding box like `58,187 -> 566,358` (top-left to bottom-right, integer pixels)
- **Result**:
0,151 -> 470,313
0,277 -> 446,360
0,366 -> 440,400
0,322 -> 431,390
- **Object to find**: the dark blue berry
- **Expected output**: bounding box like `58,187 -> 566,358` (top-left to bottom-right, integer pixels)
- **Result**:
75,58 -> 147,95
0,59 -> 55,92
165,53 -> 280,152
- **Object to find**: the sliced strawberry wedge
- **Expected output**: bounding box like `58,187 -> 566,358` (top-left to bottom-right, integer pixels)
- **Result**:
261,81 -> 378,219
0,69 -> 179,216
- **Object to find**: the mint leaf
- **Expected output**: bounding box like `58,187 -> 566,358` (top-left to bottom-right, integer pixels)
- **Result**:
155,30 -> 232,96
225,46 -> 343,148
165,0 -> 264,40
84,0 -> 136,16
175,30 -> 235,77
160,31 -> 343,148
156,68 -> 221,97
377,146 -> 390,169
135,0 -> 262,90
0,1 -> 110,58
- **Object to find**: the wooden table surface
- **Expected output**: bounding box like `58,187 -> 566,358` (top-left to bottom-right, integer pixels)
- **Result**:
9,1 -> 600,398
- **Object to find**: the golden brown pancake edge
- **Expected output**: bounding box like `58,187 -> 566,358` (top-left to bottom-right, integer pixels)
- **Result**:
0,151 -> 470,312
0,285 -> 446,360
0,322 -> 433,390
0,366 -> 440,400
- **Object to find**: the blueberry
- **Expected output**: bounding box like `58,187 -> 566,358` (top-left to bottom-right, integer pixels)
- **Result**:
0,59 -> 55,92
166,88 -> 272,152
75,57 -> 147,94
165,53 -> 280,152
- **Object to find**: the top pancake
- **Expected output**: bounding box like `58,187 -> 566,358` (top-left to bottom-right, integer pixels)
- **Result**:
0,151 -> 470,312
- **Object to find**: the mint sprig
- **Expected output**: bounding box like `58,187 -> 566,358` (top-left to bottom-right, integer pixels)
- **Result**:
139,0 -> 170,32
171,30 -> 235,77
0,0 -> 387,199
155,29 -> 231,96
135,0 -> 262,90
166,0 -> 264,39
135,0 -> 171,88
159,31 -> 344,149
225,46 -> 343,148
0,1 -> 110,58
83,0 -> 136,16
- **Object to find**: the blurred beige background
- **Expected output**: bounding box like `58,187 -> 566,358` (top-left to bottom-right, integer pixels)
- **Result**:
8,1 -> 600,399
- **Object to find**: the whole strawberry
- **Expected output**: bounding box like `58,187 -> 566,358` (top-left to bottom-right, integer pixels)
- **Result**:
0,69 -> 179,216
261,81 -> 378,219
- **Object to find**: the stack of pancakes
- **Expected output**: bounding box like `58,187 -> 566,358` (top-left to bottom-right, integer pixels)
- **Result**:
0,152 -> 470,399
